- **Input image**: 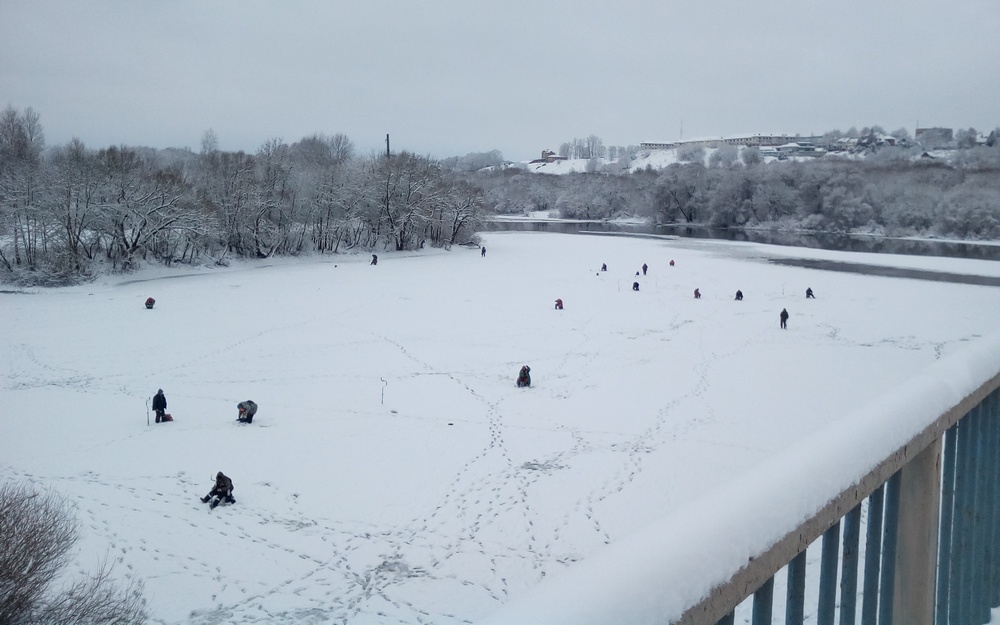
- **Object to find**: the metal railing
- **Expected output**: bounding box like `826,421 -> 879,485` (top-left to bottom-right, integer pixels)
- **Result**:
477,335 -> 1000,625
683,375 -> 1000,625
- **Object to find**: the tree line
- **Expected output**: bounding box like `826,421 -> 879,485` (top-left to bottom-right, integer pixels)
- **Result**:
0,107 -> 488,285
469,132 -> 999,240
2,105 -> 998,285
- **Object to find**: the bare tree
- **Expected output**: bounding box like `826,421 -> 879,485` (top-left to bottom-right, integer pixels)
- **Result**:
200,129 -> 219,155
0,481 -> 147,624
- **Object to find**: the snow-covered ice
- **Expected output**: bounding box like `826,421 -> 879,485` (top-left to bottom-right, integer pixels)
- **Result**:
3,232 -> 1000,624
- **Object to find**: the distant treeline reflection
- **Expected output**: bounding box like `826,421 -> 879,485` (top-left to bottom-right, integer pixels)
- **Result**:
485,220 -> 1000,262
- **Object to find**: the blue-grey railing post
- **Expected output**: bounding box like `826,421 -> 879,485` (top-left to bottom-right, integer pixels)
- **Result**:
787,550 -> 807,625
972,404 -> 990,624
989,389 -> 1000,608
953,407 -> 974,625
862,486 -> 885,625
841,504 -> 862,625
878,471 -> 900,625
752,577 -> 774,625
818,522 -> 840,625
936,424 -> 958,625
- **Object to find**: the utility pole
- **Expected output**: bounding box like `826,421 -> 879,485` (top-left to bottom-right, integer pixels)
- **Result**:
386,133 -> 390,157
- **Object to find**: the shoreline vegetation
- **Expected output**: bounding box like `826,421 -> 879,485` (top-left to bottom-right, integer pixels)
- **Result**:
2,105 -> 997,285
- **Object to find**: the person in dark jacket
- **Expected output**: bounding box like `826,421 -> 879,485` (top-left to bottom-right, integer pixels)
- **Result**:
554,298 -> 564,310
516,365 -> 531,388
780,308 -> 789,329
642,263 -> 648,275
201,472 -> 235,508
152,389 -> 167,423
735,290 -> 743,301
806,287 -> 815,299
237,400 -> 258,423
632,281 -> 640,291
371,254 -> 378,265
145,297 -> 155,309
694,288 -> 701,299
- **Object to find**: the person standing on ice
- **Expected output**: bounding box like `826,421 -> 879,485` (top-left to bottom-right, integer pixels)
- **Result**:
371,254 -> 378,265
152,389 -> 167,423
201,471 -> 235,509
516,365 -> 531,388
780,308 -> 789,329
642,263 -> 648,275
481,246 -> 486,257
237,400 -> 257,423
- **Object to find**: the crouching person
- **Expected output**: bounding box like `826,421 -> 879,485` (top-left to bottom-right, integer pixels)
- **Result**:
237,400 -> 258,423
516,365 -> 531,388
202,471 -> 235,509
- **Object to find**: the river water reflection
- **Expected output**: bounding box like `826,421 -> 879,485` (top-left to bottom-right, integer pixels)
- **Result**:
485,220 -> 1000,262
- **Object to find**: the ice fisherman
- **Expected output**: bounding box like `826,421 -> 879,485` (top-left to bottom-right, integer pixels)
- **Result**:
152,389 -> 167,423
516,365 -> 531,388
735,290 -> 743,301
554,298 -> 563,310
371,254 -> 378,266
642,263 -> 648,275
694,288 -> 701,299
237,400 -> 258,423
201,472 -> 235,509
145,297 -> 155,309
780,308 -> 789,329
806,287 -> 815,299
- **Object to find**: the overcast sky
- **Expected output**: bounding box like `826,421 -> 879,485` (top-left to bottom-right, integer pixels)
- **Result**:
2,1 -> 998,162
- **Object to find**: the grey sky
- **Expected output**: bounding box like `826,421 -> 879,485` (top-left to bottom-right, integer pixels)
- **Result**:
2,0 -> 997,161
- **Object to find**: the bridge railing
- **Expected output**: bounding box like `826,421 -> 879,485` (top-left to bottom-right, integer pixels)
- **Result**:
477,333 -> 1000,625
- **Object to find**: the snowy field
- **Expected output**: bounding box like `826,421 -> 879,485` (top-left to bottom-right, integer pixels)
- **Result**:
3,232 -> 1000,624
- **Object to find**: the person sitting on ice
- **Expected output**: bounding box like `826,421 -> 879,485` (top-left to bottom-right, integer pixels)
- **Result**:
601,263 -> 607,272
632,281 -> 640,291
516,365 -> 531,388
694,288 -> 701,299
735,290 -> 743,301
554,298 -> 563,310
145,297 -> 155,309
806,287 -> 815,299
201,471 -> 235,509
237,400 -> 258,423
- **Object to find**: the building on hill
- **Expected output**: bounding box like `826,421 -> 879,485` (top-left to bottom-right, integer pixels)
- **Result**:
529,150 -> 569,164
640,134 -> 801,151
